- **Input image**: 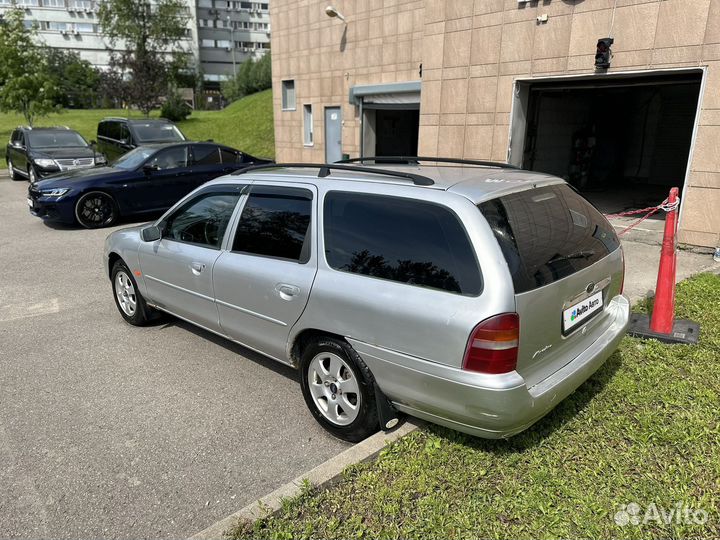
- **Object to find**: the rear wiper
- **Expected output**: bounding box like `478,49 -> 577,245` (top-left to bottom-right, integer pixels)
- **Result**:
548,250 -> 595,264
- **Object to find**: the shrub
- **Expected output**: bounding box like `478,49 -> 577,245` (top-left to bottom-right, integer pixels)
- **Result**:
160,92 -> 191,122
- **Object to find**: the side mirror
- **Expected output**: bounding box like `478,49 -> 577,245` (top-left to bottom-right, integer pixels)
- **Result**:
90,139 -> 97,146
142,164 -> 157,174
140,225 -> 162,242
119,138 -> 129,145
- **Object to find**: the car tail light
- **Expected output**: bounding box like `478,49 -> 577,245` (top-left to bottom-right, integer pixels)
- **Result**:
462,313 -> 519,374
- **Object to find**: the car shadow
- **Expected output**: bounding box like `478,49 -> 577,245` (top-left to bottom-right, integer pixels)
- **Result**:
422,349 -> 623,453
153,315 -> 300,383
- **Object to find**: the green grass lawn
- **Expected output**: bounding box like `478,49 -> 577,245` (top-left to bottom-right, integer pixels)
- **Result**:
232,273 -> 720,540
0,89 -> 274,166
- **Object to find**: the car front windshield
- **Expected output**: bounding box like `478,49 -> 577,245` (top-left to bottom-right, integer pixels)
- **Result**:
132,124 -> 185,143
112,147 -> 155,170
28,131 -> 87,148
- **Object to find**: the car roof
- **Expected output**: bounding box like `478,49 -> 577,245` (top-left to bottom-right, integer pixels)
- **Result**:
134,141 -> 234,151
221,163 -> 565,203
18,126 -> 77,132
100,117 -> 175,125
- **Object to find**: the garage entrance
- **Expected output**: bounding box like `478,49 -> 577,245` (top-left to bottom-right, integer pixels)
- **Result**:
351,82 -> 421,158
509,70 -> 704,220
362,105 -> 419,157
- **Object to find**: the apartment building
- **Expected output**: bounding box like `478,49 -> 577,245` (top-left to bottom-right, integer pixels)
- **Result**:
269,0 -> 720,248
196,0 -> 271,83
1,0 -> 269,82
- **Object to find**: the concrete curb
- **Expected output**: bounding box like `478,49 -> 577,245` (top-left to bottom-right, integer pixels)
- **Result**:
189,420 -> 420,540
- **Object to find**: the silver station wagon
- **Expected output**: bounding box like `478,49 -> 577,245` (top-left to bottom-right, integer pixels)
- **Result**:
104,158 -> 630,442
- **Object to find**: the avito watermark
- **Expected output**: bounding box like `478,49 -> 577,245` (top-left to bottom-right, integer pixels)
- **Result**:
614,502 -> 708,527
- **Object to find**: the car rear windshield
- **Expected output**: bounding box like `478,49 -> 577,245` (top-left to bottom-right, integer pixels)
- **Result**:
28,131 -> 86,148
479,184 -> 620,294
132,123 -> 185,143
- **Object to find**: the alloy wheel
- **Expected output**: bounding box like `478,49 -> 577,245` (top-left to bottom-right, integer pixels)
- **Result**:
115,271 -> 137,316
307,352 -> 361,426
77,193 -> 115,227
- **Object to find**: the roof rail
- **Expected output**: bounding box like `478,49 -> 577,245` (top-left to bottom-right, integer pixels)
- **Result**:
233,163 -> 435,186
337,156 -> 519,170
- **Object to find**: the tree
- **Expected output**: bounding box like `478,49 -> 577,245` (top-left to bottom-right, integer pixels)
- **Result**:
221,52 -> 272,103
0,9 -> 60,125
98,0 -> 190,116
45,49 -> 101,108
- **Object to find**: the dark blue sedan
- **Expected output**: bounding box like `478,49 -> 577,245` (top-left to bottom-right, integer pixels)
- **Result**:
27,142 -> 270,228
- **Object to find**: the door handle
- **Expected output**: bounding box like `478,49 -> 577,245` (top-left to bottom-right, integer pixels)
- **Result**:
190,262 -> 206,275
275,283 -> 300,300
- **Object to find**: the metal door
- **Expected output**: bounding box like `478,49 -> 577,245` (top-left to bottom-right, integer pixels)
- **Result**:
324,107 -> 342,163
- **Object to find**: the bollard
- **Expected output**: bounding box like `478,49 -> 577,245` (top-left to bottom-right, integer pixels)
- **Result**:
627,187 -> 700,345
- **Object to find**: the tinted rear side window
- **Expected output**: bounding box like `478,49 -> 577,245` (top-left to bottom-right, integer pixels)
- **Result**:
192,144 -> 221,165
324,192 -> 482,296
479,184 -> 620,294
232,186 -> 312,263
220,148 -> 240,163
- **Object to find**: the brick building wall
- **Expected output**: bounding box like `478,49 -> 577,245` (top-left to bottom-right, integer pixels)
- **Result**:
270,0 -> 720,248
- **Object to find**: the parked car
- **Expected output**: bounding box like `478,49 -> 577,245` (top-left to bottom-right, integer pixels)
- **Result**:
6,126 -> 107,183
97,118 -> 187,163
28,142 -> 270,228
103,158 -> 630,442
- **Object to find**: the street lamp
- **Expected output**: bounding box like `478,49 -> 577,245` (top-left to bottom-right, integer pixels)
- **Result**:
325,5 -> 346,23
226,15 -> 237,77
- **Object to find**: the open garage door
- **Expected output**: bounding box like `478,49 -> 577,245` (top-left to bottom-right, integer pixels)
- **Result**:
351,82 -> 421,158
510,70 -> 703,220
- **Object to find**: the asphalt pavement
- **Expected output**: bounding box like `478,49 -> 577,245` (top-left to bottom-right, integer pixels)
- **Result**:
0,176 -> 349,539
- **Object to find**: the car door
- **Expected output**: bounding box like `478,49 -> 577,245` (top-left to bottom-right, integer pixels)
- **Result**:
190,144 -> 235,185
13,131 -> 28,173
137,184 -> 245,332
213,183 -> 318,361
7,130 -> 21,172
135,145 -> 195,212
100,121 -> 123,162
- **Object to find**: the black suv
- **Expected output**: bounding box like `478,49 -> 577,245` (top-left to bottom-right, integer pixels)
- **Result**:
96,118 -> 187,163
6,126 -> 105,183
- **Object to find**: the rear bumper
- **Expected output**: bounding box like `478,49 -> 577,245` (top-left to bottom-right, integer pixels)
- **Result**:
350,294 -> 630,439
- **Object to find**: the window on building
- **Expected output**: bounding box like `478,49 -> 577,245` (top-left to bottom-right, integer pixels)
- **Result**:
260,3 -> 268,10
0,0 -> 12,6
281,80 -> 295,110
16,0 -> 39,6
240,1 -> 251,8
303,104 -> 313,145
198,0 -> 212,7
201,39 -> 215,47
68,0 -> 91,8
216,39 -> 231,48
75,22 -> 94,32
42,0 -> 65,7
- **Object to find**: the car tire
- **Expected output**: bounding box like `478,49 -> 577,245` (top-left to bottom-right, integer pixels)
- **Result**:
27,165 -> 37,184
7,159 -> 20,181
111,260 -> 153,326
75,191 -> 119,228
300,336 -> 379,442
